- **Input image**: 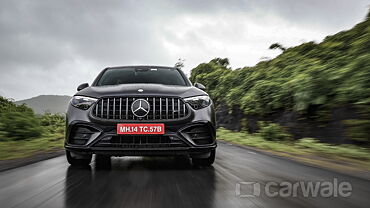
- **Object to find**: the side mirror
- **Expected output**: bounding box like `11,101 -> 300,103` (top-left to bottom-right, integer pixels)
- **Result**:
194,83 -> 206,90
77,83 -> 89,91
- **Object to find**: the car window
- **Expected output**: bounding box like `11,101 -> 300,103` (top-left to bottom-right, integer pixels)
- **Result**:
96,67 -> 188,86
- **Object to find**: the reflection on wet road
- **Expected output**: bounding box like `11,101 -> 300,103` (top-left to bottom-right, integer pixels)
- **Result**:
0,142 -> 369,208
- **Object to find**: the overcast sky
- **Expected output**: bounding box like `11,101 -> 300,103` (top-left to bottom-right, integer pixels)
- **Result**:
0,0 -> 368,100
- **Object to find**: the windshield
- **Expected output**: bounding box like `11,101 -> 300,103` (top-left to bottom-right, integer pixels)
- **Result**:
96,67 -> 188,86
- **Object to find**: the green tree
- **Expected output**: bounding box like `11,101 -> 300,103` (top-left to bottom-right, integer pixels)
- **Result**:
174,58 -> 185,69
210,58 -> 230,67
269,43 -> 286,52
0,111 -> 42,141
188,14 -> 370,143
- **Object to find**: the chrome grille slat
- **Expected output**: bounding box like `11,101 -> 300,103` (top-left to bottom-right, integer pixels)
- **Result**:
92,97 -> 188,121
119,98 -> 122,119
125,98 -> 128,119
178,99 -> 180,118
101,99 -> 104,117
153,98 -> 155,119
172,98 -> 174,119
95,103 -> 99,116
107,98 -> 110,119
146,97 -> 149,120
166,98 -> 168,119
160,98 -> 162,119
113,98 -> 116,119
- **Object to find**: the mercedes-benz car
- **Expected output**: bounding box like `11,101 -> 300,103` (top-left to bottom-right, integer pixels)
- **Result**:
65,66 -> 216,167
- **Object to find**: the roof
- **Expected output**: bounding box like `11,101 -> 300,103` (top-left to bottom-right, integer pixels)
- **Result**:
106,65 -> 177,69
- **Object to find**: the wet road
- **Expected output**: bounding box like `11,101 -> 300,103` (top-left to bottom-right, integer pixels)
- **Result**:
0,142 -> 369,208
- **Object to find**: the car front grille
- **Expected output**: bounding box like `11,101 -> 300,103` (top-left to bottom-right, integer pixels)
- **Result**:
93,135 -> 188,148
92,97 -> 189,120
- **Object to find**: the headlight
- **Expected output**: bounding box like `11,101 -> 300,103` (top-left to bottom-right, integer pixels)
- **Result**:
184,95 -> 211,110
70,96 -> 98,110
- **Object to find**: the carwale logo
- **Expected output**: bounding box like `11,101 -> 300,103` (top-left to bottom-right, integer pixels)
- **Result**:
236,178 -> 352,198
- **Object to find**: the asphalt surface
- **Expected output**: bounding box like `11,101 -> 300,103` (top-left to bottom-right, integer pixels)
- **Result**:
0,142 -> 369,208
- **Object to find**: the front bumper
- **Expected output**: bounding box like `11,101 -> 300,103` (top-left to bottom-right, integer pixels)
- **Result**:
65,102 -> 217,157
65,145 -> 216,157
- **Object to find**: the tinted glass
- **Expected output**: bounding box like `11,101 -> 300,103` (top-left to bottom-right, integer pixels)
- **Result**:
96,67 -> 187,86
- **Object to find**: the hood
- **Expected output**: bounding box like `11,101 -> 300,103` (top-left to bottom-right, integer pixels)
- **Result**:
75,83 -> 207,98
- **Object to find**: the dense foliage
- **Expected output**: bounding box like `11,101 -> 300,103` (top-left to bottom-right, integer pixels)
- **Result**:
257,122 -> 292,141
0,97 -> 65,141
0,111 -> 42,141
190,15 -> 370,142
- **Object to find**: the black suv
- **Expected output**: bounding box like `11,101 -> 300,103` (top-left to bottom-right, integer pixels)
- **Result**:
65,66 -> 216,166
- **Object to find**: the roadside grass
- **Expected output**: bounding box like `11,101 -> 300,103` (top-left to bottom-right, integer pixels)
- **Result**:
217,128 -> 370,171
0,132 -> 64,160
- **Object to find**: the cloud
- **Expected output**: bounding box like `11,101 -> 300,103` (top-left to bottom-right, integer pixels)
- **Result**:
0,0 -> 368,100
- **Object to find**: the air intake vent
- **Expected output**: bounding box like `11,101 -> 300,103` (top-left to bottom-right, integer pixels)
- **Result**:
94,135 -> 188,148
69,126 -> 99,145
92,97 -> 189,120
181,125 -> 213,145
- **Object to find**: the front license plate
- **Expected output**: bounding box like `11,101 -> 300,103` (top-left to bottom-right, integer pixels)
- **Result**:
117,123 -> 165,135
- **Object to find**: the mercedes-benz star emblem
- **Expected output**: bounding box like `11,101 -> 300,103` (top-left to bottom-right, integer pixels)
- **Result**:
131,99 -> 150,117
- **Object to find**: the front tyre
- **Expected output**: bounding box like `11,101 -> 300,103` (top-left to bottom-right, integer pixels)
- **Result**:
192,150 -> 215,167
66,150 -> 92,166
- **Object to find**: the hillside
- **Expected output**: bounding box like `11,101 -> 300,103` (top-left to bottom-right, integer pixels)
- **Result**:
15,95 -> 72,114
190,13 -> 370,144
